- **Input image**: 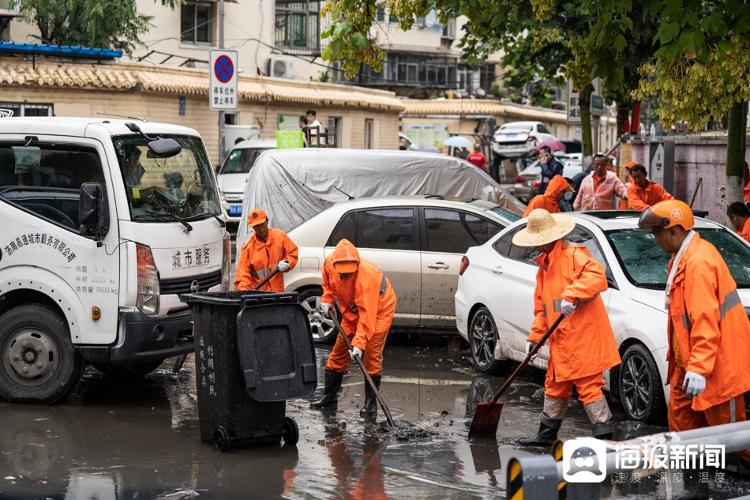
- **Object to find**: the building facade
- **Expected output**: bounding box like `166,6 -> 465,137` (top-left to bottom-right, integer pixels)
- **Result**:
4,1 -> 497,98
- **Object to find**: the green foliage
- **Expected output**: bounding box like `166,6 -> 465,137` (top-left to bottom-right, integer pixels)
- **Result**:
12,0 -> 182,54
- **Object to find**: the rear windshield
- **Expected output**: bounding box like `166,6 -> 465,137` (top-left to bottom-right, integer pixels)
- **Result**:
488,206 -> 521,222
500,125 -> 532,133
607,228 -> 750,289
219,147 -> 270,174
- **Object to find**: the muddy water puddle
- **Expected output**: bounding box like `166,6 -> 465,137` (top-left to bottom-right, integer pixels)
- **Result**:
1,343 -> 748,499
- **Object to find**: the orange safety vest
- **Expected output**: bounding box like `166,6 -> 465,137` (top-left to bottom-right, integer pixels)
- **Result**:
528,240 -> 621,382
234,227 -> 298,292
666,234 -> 750,411
524,175 -> 569,217
626,181 -> 673,211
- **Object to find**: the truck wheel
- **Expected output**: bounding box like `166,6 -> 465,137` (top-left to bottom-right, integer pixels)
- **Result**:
298,288 -> 338,344
0,305 -> 82,403
93,360 -> 164,378
282,417 -> 299,446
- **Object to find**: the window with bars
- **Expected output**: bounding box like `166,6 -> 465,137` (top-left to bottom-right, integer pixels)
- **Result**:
275,0 -> 320,54
0,103 -> 53,117
181,2 -> 213,44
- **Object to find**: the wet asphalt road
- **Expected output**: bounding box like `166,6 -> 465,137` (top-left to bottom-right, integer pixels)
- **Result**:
2,338 -> 750,499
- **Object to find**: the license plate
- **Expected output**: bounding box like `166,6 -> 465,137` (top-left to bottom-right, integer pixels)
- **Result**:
228,204 -> 242,216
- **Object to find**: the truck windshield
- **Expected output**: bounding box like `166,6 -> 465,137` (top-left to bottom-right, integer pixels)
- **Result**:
113,135 -> 221,222
606,228 -> 750,289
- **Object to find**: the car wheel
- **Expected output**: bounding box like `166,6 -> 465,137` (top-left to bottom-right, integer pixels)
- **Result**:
298,287 -> 338,344
618,344 -> 666,424
469,307 -> 505,374
0,305 -> 82,403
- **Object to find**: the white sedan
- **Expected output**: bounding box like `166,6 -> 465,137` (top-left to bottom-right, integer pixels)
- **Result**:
455,211 -> 750,423
283,196 -> 520,342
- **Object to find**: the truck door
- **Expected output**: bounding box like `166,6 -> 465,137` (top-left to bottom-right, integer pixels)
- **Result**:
0,138 -> 120,345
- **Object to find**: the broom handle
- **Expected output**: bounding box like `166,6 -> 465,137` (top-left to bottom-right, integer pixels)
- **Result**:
489,313 -> 565,406
330,313 -> 396,427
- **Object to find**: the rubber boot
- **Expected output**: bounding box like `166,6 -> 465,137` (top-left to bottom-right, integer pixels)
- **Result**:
518,413 -> 562,446
360,375 -> 380,417
310,370 -> 343,409
585,396 -> 614,439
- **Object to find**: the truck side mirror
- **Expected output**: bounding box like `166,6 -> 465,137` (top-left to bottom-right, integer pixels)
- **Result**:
147,138 -> 182,158
80,182 -> 107,240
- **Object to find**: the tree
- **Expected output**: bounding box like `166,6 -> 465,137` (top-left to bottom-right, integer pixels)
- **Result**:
13,0 -> 182,54
635,0 -> 750,205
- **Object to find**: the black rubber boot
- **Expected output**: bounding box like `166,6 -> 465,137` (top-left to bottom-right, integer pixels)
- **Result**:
360,375 -> 380,417
310,370 -> 343,409
592,422 -> 614,440
518,414 -> 562,447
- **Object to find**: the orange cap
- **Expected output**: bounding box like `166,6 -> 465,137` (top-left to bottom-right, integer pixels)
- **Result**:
248,208 -> 268,227
331,239 -> 360,273
624,160 -> 638,169
638,199 -> 695,230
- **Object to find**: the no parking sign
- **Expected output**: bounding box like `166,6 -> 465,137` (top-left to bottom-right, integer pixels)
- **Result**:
209,49 -> 238,111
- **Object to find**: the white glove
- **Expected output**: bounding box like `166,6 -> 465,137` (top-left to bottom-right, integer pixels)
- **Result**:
320,302 -> 333,317
350,346 -> 363,360
525,341 -> 539,360
560,299 -> 577,316
682,371 -> 706,397
277,260 -> 290,272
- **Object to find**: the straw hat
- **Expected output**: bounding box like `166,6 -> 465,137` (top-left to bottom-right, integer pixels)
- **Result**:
512,209 -> 576,247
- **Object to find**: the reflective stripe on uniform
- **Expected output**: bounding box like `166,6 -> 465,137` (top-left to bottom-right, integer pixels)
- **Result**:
552,299 -> 562,312
251,268 -> 271,279
379,274 -> 388,296
719,289 -> 742,320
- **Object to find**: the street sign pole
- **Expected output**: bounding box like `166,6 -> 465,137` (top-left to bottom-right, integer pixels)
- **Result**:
218,0 -> 225,164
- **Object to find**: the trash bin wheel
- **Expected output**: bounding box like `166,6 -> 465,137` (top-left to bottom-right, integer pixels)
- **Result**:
214,426 -> 231,452
282,417 -> 299,446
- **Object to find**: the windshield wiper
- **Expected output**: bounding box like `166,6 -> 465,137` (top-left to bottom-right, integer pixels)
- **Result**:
185,211 -> 226,227
136,211 -> 193,232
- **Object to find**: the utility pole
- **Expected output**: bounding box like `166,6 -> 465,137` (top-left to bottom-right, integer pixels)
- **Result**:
218,0 -> 225,164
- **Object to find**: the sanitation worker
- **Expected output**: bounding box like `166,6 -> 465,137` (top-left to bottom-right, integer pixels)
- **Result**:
234,208 -> 298,292
638,200 -> 750,462
310,239 -> 397,417
727,201 -> 750,243
515,209 -> 621,445
523,175 -> 574,216
626,164 -> 673,211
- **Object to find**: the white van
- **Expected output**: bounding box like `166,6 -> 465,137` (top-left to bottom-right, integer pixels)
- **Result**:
0,118 -> 229,403
217,138 -> 275,226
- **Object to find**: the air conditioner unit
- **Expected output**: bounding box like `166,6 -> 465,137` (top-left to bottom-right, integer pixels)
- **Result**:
267,58 -> 294,79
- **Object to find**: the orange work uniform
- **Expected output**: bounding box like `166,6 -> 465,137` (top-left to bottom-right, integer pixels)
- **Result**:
738,217 -> 750,243
322,240 -> 397,376
627,181 -> 673,211
234,227 -> 298,292
665,234 -> 750,439
529,240 -> 621,405
524,176 -> 570,217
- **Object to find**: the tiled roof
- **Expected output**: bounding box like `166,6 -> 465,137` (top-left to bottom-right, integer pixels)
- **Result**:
402,98 -> 615,123
0,60 -> 404,111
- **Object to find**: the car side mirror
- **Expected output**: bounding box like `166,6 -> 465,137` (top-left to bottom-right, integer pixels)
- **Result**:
147,138 -> 182,158
80,182 -> 107,241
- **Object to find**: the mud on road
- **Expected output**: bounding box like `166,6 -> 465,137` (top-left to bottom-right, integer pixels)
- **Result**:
1,338 -> 749,499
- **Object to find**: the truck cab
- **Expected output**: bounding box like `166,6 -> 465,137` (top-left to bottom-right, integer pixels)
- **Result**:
0,118 -> 229,403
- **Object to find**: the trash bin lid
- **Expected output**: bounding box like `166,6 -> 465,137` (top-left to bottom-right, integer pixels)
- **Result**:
236,303 -> 317,402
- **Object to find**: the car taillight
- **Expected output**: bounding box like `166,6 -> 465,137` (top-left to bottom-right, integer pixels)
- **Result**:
136,243 -> 160,315
221,231 -> 231,291
459,256 -> 470,276
515,175 -> 525,184
533,180 -> 541,190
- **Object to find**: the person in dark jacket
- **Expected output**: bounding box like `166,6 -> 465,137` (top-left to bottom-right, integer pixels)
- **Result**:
538,146 -> 564,194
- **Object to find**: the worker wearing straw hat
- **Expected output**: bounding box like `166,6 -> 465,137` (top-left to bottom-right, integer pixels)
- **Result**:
515,209 -> 620,446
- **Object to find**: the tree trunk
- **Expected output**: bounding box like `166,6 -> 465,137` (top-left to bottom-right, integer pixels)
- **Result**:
725,100 -> 748,216
579,83 -> 594,165
616,100 -> 630,138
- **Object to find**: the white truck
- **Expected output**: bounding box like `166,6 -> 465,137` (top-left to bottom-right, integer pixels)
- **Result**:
0,118 -> 230,403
